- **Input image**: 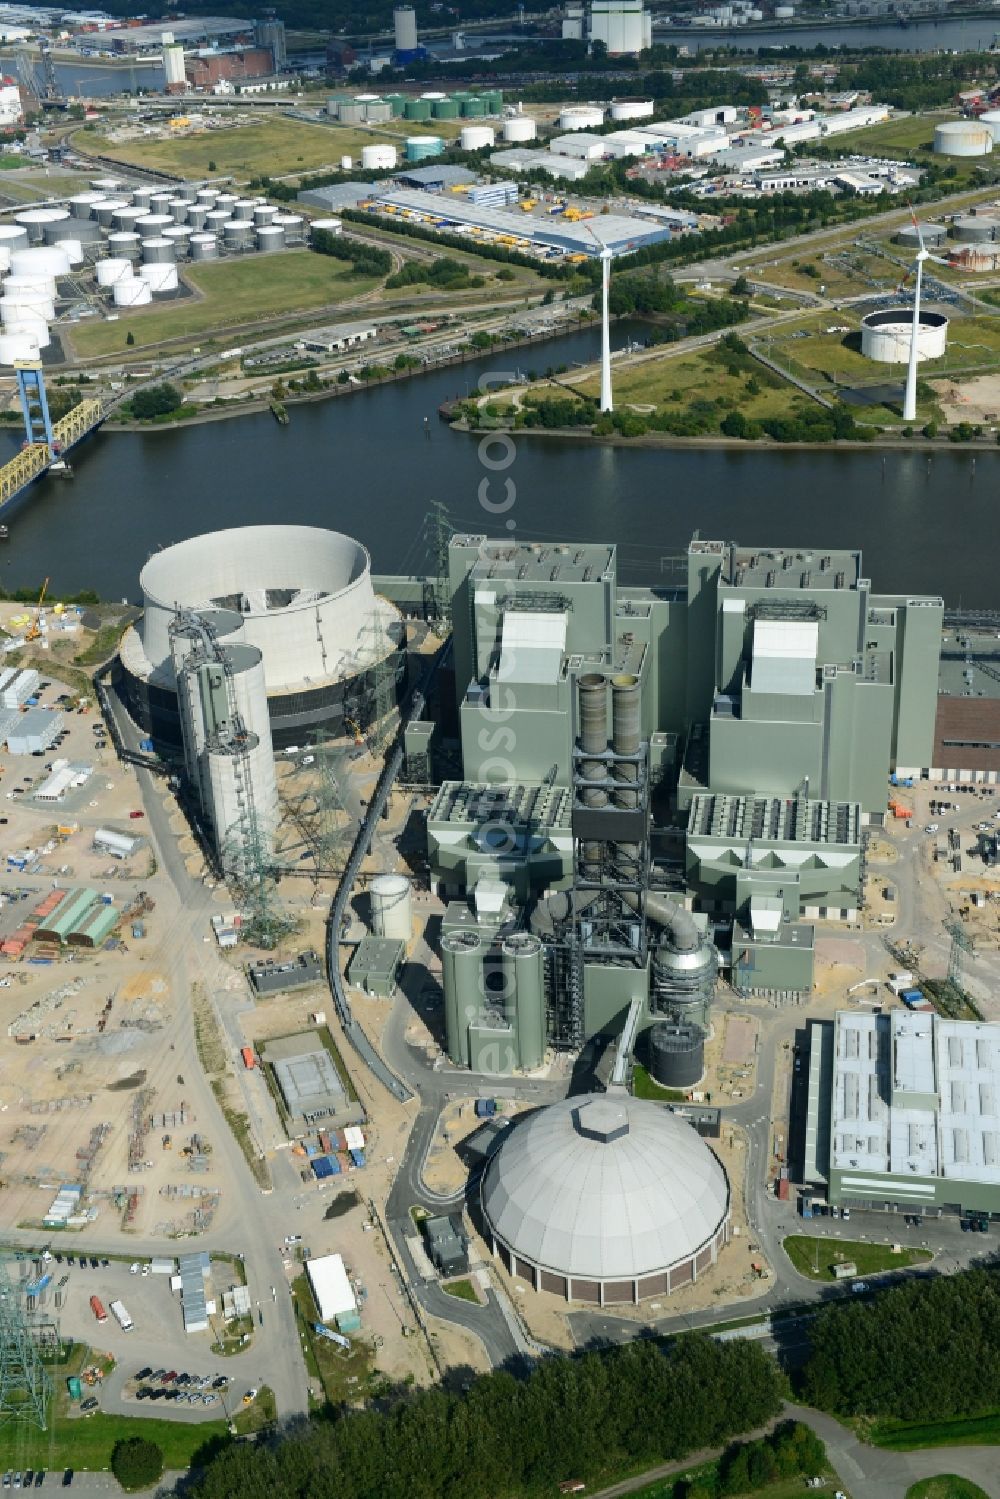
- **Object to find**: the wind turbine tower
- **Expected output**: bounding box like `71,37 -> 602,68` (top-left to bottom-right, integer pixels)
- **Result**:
585,222 -> 614,413
902,214 -> 949,423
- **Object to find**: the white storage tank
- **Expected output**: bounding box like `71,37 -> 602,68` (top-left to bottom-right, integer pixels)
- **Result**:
5,273 -> 56,299
58,239 -> 83,266
96,258 -> 133,287
108,232 -> 141,260
310,217 -> 342,236
113,277 -> 152,307
189,233 -> 220,262
610,98 -> 654,121
460,125 -> 495,150
142,236 -> 176,264
0,330 -> 41,364
370,873 -> 412,941
1,315 -> 49,347
15,208 -> 68,244
69,191 -> 105,214
2,296 -> 53,323
558,105 -> 605,130
0,225 -> 27,253
11,246 -> 70,278
362,143 -> 397,170
774,4 -> 795,15
91,176 -> 124,192
503,116 -> 537,142
861,306 -> 949,363
139,263 -> 179,295
934,120 -> 992,157
256,224 -> 285,252
978,109 -> 1000,144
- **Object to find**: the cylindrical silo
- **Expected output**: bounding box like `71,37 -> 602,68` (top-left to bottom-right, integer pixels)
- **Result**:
0,330 -> 41,364
503,116 -> 537,142
205,209 -> 230,235
2,292 -> 54,321
176,185 -> 198,204
113,277 -> 152,307
272,213 -> 304,241
215,193 -> 238,212
142,236 -> 176,264
5,273 -> 56,299
504,932 -> 545,1070
46,216 -> 101,247
442,930 -> 482,1067
108,231 -> 141,260
149,191 -> 173,214
365,102 -> 392,123
370,873 -> 412,940
187,206 -> 208,231
611,672 -> 641,810
135,214 -> 173,237
196,187 -> 219,206
16,208 -> 64,244
139,263 -> 179,295
934,120 -> 992,157
69,191 -> 104,215
162,226 -> 191,255
432,97 -> 459,119
112,206 -> 147,232
648,1022 -> 705,1090
255,225 -> 284,252
0,225 -> 27,254
462,95 -> 487,117
253,204 -> 277,227
232,198 -> 255,222
362,144 -> 397,171
403,97 -> 431,121
199,643 -> 278,862
94,198 -> 128,228
189,233 -> 219,262
96,258 -> 133,288
166,197 -> 190,223
405,136 -> 443,161
131,185 -> 153,209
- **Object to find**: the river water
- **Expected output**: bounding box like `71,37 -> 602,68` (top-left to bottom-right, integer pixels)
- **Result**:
1,319 -> 992,607
672,12 -> 1000,51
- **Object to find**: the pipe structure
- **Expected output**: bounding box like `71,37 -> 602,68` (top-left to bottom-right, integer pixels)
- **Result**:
611,672 -> 641,880
577,672 -> 607,882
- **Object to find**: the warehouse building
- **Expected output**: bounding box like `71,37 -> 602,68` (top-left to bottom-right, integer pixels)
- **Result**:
265,1031 -> 364,1131
803,1009 -> 1000,1218
930,627 -> 1000,783
346,936 -> 405,997
366,188 -> 671,255
7,707 -> 62,756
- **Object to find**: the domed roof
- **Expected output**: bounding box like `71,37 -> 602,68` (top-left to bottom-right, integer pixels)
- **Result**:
481,1094 -> 729,1283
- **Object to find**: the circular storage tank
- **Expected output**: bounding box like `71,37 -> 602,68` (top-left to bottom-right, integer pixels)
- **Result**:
2,319 -> 49,349
57,238 -> 83,266
485,90 -> 504,114
136,214 -> 173,236
45,215 -> 101,246
362,143 -> 397,170
112,206 -> 147,230
951,214 -> 999,243
340,155 -> 352,171
481,1095 -> 731,1303
0,330 -> 40,364
187,206 -> 208,231
338,101 -> 365,124
91,176 -> 124,192
0,225 -> 27,253
215,194 -> 238,211
403,98 -> 431,120
503,116 -> 537,142
108,231 -> 141,260
979,109 -> 1000,144
162,226 -> 191,254
2,293 -> 54,321
421,90 -> 446,102
861,306 -> 949,364
96,258 -> 133,288
131,185 -> 153,208
10,246 -> 70,278
149,192 -> 173,213
196,188 -> 219,206
222,221 -> 254,251
460,125 -> 495,150
69,191 -> 104,214
775,3 -> 795,14
405,135 -> 444,161
176,185 -> 198,204
113,277 -> 151,308
559,105 -> 605,130
370,873 -> 412,941
648,1022 -> 705,1090
16,208 -> 67,244
255,225 -> 284,252
189,233 -> 220,262
433,97 -> 459,119
365,102 -> 392,123
441,930 -> 482,1066
5,273 -> 56,299
94,198 -> 128,227
141,237 -> 176,264
166,198 -> 190,223
232,199 -> 255,222
139,262 -> 179,296
610,98 -> 654,121
385,93 -> 405,117
311,218 -> 342,235
272,214 -> 303,240
934,120 -> 992,157
895,221 -> 946,250
461,95 -> 487,117
253,204 -> 277,227
205,210 -> 230,235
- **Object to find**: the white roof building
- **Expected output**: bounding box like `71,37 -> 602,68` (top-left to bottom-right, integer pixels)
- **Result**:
306,1252 -> 357,1323
481,1094 -> 730,1303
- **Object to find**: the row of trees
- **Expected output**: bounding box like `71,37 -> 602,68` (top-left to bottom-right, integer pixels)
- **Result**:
682,1420 -> 827,1499
385,256 -> 484,291
312,228 -> 392,277
190,1335 -> 786,1499
801,1263 -> 1000,1419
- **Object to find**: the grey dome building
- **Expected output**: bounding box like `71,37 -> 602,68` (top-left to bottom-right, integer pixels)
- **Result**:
480,1095 -> 730,1305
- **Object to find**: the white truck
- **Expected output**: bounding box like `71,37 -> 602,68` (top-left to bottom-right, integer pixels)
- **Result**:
109,1299 -> 133,1332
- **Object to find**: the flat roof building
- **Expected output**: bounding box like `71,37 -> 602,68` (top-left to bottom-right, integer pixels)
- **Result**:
306,1252 -> 357,1323
268,1032 -> 348,1125
804,1010 -> 1000,1217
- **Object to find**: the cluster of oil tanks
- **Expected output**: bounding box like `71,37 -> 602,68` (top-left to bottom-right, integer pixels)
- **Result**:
327,88 -> 504,123
0,176 -> 308,356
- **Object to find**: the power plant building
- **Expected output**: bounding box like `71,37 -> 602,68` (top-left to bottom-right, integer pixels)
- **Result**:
803,1010 -> 1000,1217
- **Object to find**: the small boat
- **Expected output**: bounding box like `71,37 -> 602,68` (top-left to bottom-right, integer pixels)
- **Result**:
0,526 -> 8,541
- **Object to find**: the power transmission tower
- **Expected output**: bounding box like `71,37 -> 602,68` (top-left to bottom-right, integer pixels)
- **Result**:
366,608 -> 398,757
0,1258 -> 51,1432
308,729 -> 355,875
428,500 -> 453,635
946,918 -> 974,989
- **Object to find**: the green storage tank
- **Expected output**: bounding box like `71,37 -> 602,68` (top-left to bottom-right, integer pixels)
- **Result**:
462,95 -> 487,117
404,98 -> 432,121
405,135 -> 444,161
433,97 -> 459,119
442,930 -> 482,1067
504,933 -> 546,1071
486,90 -> 504,114
385,93 -> 405,116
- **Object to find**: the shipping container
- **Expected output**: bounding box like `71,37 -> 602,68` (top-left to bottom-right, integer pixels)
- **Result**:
349,1148 -> 366,1168
240,1046 -> 256,1069
475,1098 -> 497,1118
89,1294 -> 107,1323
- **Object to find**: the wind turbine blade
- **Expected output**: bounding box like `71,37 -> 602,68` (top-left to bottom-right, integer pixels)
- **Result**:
908,201 -> 926,253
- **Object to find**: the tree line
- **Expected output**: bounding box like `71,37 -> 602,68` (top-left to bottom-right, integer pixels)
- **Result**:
189,1334 -> 786,1499
312,229 -> 392,277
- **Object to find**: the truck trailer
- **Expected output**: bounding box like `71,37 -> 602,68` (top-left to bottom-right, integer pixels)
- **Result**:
109,1299 -> 133,1331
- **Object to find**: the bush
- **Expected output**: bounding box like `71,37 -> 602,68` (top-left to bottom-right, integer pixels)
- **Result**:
129,383 -> 183,420
111,1437 -> 163,1492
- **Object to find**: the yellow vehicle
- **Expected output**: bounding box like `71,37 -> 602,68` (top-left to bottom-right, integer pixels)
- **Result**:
566,253 -> 588,264
520,199 -> 536,211
24,577 -> 49,643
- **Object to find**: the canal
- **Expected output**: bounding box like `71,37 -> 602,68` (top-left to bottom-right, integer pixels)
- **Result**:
1,318 -> 992,606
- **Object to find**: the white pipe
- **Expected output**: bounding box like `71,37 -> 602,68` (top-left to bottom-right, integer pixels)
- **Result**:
600,247 -> 612,414
903,253 -> 923,423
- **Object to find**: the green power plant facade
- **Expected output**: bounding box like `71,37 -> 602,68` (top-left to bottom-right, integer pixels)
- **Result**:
423,532 -> 943,1070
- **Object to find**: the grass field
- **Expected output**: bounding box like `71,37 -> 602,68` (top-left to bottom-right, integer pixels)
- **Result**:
442,1278 -> 479,1303
783,1234 -> 933,1282
85,115 -> 395,182
812,113 -> 1000,187
633,1465 -> 841,1499
631,1064 -> 686,1103
575,336 -> 804,425
869,1413 -> 1000,1450
906,1479 -> 991,1499
67,250 -> 379,359
289,1273 -> 375,1406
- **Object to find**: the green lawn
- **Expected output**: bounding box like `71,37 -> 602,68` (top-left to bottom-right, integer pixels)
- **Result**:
906,1479 -> 991,1499
84,115 -> 394,182
870,1413 -> 1000,1450
783,1235 -> 933,1282
233,1384 -> 276,1436
442,1278 -> 479,1303
0,1408 -> 230,1473
631,1064 -> 686,1103
289,1273 -> 375,1405
67,250 -> 379,359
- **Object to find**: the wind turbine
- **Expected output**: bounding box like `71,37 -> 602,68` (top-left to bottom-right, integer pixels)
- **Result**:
584,221 -> 614,413
900,212 -> 950,422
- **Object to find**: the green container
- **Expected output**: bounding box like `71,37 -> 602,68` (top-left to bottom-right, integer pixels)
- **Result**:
67,1377 -> 83,1401
385,93 -> 405,117
403,98 -> 431,121
485,90 -> 504,114
433,98 -> 459,119
462,96 -> 487,117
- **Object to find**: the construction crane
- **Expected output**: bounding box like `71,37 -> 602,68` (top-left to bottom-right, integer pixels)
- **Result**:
24,577 -> 49,643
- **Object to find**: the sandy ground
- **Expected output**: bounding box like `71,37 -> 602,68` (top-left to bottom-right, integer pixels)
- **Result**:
930,372 -> 1000,424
